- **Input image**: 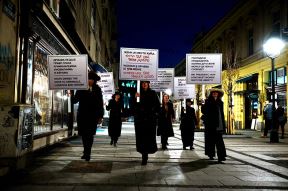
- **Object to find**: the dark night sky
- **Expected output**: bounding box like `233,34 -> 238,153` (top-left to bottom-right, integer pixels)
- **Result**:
116,0 -> 240,68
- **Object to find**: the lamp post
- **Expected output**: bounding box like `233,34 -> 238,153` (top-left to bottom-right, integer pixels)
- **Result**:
263,37 -> 285,143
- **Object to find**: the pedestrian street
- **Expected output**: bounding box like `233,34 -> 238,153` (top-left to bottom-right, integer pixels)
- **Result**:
2,122 -> 288,191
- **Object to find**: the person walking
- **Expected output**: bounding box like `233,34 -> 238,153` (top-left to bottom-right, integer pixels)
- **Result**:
106,92 -> 123,146
276,105 -> 287,139
134,81 -> 160,165
180,99 -> 197,150
262,101 -> 273,138
72,71 -> 103,161
157,94 -> 175,150
201,88 -> 227,163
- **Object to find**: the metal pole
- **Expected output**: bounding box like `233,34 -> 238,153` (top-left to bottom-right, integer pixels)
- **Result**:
270,57 -> 279,143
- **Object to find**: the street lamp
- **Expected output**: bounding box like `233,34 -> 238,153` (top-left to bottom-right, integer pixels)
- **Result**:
263,37 -> 285,143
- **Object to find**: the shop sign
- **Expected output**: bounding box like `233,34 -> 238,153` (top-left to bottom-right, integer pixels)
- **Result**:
186,53 -> 222,84
48,55 -> 88,90
119,47 -> 158,80
2,0 -> 16,21
150,68 -> 174,92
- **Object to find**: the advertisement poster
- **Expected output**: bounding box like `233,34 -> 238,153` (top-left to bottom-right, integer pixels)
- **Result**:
186,53 -> 222,84
119,48 -> 158,80
97,72 -> 115,95
48,55 -> 88,90
174,77 -> 195,99
150,68 -> 174,92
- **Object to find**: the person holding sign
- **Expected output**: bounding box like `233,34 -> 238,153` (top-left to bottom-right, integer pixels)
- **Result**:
157,94 -> 175,150
134,81 -> 160,165
201,88 -> 227,163
180,99 -> 197,150
106,91 -> 123,147
72,71 -> 104,161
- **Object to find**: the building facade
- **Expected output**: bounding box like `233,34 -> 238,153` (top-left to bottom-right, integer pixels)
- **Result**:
175,0 -> 288,132
0,0 -> 117,171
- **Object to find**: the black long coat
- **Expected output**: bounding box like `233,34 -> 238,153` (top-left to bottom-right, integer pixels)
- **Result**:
201,97 -> 226,158
157,101 -> 175,137
106,99 -> 122,138
180,106 -> 197,147
134,88 -> 160,154
72,84 -> 104,136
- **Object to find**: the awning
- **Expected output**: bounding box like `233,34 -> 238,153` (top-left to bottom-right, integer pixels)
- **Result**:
91,62 -> 108,73
236,74 -> 258,83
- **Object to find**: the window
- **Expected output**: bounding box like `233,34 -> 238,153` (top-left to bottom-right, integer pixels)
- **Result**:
248,29 -> 254,56
33,46 -> 68,134
91,0 -> 96,31
269,67 -> 287,86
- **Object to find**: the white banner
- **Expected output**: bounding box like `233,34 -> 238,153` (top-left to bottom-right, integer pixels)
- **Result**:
150,68 -> 174,92
119,47 -> 158,80
186,53 -> 222,84
97,72 -> 115,95
48,55 -> 88,90
174,77 -> 195,99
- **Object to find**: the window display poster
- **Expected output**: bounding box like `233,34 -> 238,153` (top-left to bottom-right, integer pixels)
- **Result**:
174,77 -> 195,99
150,68 -> 174,92
120,47 -> 158,80
186,53 -> 222,84
48,55 -> 88,90
97,72 -> 115,95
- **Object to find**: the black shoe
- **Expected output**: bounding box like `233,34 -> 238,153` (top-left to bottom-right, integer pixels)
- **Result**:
110,140 -> 113,145
190,146 -> 194,150
141,159 -> 147,165
85,156 -> 90,162
114,142 -> 117,147
81,155 -> 86,159
209,156 -> 214,160
183,146 -> 186,150
162,145 -> 167,150
218,157 -> 226,163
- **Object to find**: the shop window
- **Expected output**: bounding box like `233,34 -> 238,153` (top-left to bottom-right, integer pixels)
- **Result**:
33,46 -> 68,133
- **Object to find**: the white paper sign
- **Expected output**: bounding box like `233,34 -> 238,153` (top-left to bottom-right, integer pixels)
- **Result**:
97,72 -> 115,95
150,68 -> 174,92
186,53 -> 222,84
174,77 -> 195,99
120,47 -> 158,80
48,55 -> 88,90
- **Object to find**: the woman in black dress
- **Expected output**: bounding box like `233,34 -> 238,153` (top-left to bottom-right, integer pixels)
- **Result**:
106,92 -> 123,147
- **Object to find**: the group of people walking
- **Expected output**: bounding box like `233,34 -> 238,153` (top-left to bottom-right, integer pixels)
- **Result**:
72,71 -> 227,164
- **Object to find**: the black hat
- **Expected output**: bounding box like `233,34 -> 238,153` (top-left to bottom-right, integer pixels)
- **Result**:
141,81 -> 150,83
88,71 -> 100,81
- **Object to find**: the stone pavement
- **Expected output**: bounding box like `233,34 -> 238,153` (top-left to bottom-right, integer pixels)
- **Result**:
1,122 -> 288,191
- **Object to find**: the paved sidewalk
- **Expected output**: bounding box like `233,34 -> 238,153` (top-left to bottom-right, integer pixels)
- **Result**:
1,122 -> 288,190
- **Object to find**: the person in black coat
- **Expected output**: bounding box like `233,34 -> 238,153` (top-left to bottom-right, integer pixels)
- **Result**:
180,99 -> 197,150
157,94 -> 175,150
201,88 -> 227,163
72,71 -> 104,161
106,92 -> 123,146
134,81 -> 160,165
276,105 -> 287,139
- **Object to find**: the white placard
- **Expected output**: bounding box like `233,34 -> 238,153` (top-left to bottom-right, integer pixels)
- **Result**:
150,68 -> 174,92
186,53 -> 222,84
48,55 -> 88,90
174,77 -> 195,99
120,47 -> 158,80
97,72 -> 115,95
